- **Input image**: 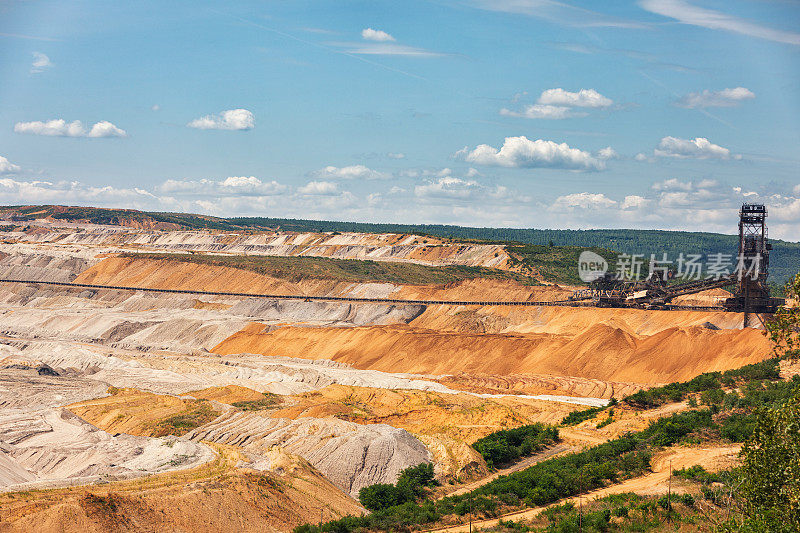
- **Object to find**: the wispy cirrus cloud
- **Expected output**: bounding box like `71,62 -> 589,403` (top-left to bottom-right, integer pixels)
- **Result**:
14,119 -> 127,138
472,0 -> 648,29
639,0 -> 800,46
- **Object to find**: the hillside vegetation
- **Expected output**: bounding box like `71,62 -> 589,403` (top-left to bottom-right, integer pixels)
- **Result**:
118,253 -> 542,286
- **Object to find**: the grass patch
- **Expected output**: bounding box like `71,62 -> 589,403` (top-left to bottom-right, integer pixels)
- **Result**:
151,400 -> 218,437
119,252 -> 541,286
231,392 -> 281,411
505,244 -> 618,285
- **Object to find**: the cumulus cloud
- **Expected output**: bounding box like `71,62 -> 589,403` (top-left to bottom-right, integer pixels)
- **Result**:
621,195 -> 650,209
298,180 -> 339,195
551,192 -> 617,210
414,175 -> 520,202
502,88 -> 612,120
640,0 -> 800,46
362,28 -> 395,42
457,136 -> 608,171
157,176 -> 286,196
187,109 -> 255,130
310,165 -> 391,180
0,178 -> 156,206
541,179 -> 800,238
0,156 -> 21,174
597,147 -> 618,160
30,52 -> 52,73
14,119 -> 127,138
676,87 -> 755,108
653,136 -> 738,160
538,88 -> 613,108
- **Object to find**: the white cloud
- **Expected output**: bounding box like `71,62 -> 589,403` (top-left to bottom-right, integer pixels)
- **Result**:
14,119 -> 127,138
361,28 -> 395,42
597,147 -> 618,160
457,136 -> 608,171
0,156 -> 21,174
551,192 -> 617,210
621,195 -> 650,209
415,176 -> 483,199
332,42 -> 443,57
653,136 -> 738,160
151,104 -> 161,111
187,109 -> 255,130
500,105 -> 586,120
310,165 -> 391,180
676,87 -> 755,108
414,175 -> 519,202
387,152 -> 406,159
0,178 -> 156,206
537,88 -> 613,108
474,0 -> 647,29
30,52 -> 52,73
298,180 -> 339,195
501,88 -> 612,120
157,176 -> 286,196
651,178 -> 719,192
794,184 -> 800,196
640,0 -> 800,46
634,152 -> 650,162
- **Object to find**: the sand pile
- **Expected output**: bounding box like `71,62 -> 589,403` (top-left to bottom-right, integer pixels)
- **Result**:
212,321 -> 770,384
0,368 -> 214,492
0,445 -> 364,533
186,411 -> 431,497
272,385 -> 578,442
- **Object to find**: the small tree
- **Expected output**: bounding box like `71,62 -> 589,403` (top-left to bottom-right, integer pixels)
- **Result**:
766,273 -> 800,360
739,385 -> 800,531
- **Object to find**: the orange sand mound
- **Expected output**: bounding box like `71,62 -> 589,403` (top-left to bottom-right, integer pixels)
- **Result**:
74,256 -> 348,297
213,322 -> 770,385
273,384 -> 578,443
68,388 -> 220,437
0,444 -> 362,533
188,385 -> 266,404
437,373 -> 643,399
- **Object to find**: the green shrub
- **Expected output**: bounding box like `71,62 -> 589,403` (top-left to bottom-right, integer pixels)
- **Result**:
472,424 -> 559,468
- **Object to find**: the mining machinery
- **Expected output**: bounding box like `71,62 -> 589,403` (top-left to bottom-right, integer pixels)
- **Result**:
570,203 -> 785,315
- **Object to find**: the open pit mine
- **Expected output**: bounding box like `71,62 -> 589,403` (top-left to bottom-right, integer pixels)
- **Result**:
0,206 -> 786,532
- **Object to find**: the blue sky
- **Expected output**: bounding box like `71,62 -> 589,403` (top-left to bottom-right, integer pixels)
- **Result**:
1,0 -> 799,237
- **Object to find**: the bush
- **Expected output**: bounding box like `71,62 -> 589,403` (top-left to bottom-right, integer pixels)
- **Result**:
357,463 -> 436,512
472,424 -> 559,468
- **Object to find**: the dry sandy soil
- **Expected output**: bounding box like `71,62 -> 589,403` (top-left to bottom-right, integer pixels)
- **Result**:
0,221 -> 775,531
